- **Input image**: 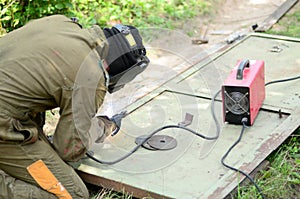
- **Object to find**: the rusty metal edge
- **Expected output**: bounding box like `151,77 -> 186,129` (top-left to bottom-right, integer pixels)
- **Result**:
77,170 -> 170,199
205,108 -> 300,198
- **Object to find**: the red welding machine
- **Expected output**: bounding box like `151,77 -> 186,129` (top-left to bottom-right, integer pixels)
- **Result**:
222,60 -> 265,126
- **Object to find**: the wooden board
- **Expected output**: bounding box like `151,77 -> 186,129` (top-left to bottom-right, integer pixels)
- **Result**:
74,33 -> 300,198
255,0 -> 298,32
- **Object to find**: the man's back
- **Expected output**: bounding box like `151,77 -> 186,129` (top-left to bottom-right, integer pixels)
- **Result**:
0,15 -> 108,154
0,15 -> 99,116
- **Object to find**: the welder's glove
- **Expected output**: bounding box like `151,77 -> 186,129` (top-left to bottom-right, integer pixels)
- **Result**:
94,111 -> 127,143
93,116 -> 116,143
110,111 -> 127,136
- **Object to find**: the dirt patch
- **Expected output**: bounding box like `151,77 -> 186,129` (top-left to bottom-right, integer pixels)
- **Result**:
177,0 -> 287,49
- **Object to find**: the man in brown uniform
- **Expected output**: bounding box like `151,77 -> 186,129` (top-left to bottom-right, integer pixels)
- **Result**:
0,15 -> 149,198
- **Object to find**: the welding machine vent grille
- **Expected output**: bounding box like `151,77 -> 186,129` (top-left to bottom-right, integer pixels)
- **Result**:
224,91 -> 249,115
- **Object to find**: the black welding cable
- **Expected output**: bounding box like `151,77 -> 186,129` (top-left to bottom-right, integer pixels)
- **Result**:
87,124 -> 218,165
87,125 -> 181,165
265,74 -> 300,86
221,120 -> 265,199
86,90 -> 221,165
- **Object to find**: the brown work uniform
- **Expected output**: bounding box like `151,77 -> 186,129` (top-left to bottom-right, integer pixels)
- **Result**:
0,15 -> 113,198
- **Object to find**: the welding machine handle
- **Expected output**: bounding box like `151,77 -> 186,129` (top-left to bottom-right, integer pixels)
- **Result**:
236,60 -> 250,80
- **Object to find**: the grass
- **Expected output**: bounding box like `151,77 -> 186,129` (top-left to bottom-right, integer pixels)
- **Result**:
87,184 -> 133,199
267,4 -> 300,38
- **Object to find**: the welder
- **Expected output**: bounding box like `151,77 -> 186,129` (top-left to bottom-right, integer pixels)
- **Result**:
0,15 -> 149,198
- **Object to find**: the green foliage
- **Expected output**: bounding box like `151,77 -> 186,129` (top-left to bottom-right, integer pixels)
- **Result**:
0,0 -> 210,36
0,0 -> 70,35
68,0 -> 210,28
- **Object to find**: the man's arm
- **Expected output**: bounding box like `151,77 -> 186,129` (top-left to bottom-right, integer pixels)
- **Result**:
52,51 -> 113,162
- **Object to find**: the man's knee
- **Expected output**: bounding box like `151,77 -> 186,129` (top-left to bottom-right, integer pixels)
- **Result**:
0,169 -> 89,199
0,169 -> 57,199
72,182 -> 89,199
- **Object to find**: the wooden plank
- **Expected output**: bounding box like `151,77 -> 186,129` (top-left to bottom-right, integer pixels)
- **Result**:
192,26 -> 209,44
255,0 -> 298,32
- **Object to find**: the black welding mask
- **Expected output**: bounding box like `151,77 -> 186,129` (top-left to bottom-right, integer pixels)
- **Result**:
103,24 -> 150,93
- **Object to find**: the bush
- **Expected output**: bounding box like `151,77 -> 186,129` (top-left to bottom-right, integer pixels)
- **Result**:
0,0 -> 70,35
0,0 -> 210,36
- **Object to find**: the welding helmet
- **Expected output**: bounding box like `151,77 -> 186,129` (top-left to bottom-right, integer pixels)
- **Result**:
103,24 -> 150,93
